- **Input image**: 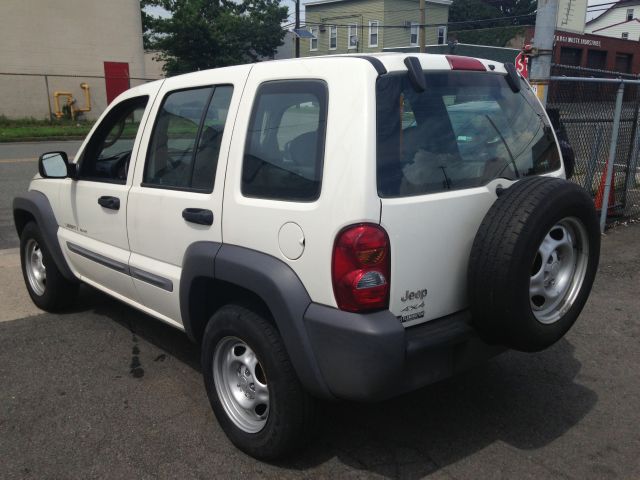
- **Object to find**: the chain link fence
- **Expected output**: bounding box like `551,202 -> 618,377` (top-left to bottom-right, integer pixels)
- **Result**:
548,64 -> 640,228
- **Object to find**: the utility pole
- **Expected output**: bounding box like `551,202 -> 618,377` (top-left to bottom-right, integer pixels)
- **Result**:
419,0 -> 426,53
529,0 -> 560,106
295,0 -> 300,58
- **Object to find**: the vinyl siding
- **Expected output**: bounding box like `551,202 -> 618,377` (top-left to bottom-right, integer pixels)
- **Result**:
303,0 -> 386,56
383,0 -> 449,48
586,4 -> 640,41
588,19 -> 640,41
302,0 -> 449,56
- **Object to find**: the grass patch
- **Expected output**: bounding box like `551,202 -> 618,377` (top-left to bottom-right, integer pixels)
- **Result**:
0,116 -> 95,142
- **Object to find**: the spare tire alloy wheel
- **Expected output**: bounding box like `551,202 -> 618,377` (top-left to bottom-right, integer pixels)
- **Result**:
213,336 -> 269,433
529,217 -> 589,324
468,177 -> 600,352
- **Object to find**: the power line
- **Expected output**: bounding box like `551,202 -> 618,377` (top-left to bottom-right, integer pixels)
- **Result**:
303,12 -> 536,28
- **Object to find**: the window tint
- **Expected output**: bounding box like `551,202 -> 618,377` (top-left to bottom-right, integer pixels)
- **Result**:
78,96 -> 148,183
192,86 -> 233,191
144,88 -> 211,189
377,71 -> 560,197
242,80 -> 328,201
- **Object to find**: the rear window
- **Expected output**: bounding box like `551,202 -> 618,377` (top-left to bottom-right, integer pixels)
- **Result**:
376,71 -> 560,197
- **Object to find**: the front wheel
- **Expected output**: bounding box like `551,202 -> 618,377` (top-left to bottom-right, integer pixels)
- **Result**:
201,305 -> 319,460
20,221 -> 78,311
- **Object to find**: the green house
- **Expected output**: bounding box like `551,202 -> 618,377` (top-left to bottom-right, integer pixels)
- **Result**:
301,0 -> 452,56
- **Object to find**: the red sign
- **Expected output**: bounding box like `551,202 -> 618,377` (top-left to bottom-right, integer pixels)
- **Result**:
515,52 -> 528,79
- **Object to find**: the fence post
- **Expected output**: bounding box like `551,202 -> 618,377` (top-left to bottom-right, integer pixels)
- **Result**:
44,74 -> 53,120
586,126 -> 603,193
600,81 -> 625,233
624,101 -> 640,199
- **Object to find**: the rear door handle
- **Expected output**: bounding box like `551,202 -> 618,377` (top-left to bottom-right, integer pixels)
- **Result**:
182,208 -> 213,226
98,196 -> 120,210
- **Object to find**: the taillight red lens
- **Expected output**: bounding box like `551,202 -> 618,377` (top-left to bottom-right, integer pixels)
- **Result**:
332,224 -> 390,312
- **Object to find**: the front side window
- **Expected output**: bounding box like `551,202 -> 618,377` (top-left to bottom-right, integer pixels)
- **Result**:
330,25 -> 337,49
410,23 -> 419,46
348,24 -> 358,49
310,27 -> 318,51
242,80 -> 328,201
144,85 -> 233,192
369,21 -> 379,47
78,96 -> 148,183
376,71 -> 560,197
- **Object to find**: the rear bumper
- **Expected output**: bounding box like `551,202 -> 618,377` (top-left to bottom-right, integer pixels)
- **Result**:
303,304 -> 504,401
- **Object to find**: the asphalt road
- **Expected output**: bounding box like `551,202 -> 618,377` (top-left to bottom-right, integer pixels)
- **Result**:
1,141 -> 640,478
0,141 -> 82,249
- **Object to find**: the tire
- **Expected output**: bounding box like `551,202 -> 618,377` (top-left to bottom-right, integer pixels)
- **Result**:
468,176 -> 600,352
201,304 -> 319,460
19,221 -> 78,311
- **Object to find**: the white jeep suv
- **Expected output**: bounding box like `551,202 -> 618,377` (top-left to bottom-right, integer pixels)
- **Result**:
13,53 -> 600,459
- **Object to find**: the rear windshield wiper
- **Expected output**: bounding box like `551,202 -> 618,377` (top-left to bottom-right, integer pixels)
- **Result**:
485,114 -> 520,178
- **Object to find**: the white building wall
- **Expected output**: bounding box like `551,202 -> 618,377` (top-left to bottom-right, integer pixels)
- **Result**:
0,0 -> 148,119
586,4 -> 640,40
588,20 -> 640,41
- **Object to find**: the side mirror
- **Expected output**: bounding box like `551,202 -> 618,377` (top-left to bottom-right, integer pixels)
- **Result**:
38,151 -> 70,179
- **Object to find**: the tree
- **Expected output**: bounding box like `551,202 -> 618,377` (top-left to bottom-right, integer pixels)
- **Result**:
449,0 -> 536,31
141,0 -> 288,75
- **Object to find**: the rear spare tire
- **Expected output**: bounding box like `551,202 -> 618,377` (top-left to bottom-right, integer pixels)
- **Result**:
468,176 -> 600,352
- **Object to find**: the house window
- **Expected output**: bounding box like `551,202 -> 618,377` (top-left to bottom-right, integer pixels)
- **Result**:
627,8 -> 634,21
348,23 -> 358,49
310,27 -> 318,51
330,25 -> 337,50
437,26 -> 447,45
410,23 -> 419,46
369,21 -> 379,47
621,32 -> 629,40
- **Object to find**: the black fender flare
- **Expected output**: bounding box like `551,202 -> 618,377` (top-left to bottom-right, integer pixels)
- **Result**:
179,242 -> 332,399
13,190 -> 77,282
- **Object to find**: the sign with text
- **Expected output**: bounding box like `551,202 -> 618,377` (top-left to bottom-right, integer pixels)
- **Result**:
515,52 -> 528,79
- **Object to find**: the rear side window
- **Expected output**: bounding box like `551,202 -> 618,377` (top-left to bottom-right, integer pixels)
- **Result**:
144,85 -> 233,192
376,71 -> 560,197
242,80 -> 328,201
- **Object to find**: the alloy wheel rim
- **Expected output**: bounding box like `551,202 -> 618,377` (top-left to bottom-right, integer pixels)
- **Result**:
213,336 -> 269,433
529,217 -> 589,324
25,238 -> 46,296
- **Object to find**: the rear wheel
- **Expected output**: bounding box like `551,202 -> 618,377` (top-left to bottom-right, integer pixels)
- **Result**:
20,221 -> 78,311
201,304 -> 319,460
468,177 -> 600,352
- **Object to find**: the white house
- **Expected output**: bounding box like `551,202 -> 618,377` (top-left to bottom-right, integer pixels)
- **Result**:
585,0 -> 640,41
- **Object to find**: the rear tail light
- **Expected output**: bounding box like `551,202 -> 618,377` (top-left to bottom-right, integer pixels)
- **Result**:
332,224 -> 390,312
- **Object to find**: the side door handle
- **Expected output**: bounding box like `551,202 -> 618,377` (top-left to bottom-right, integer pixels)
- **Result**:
98,196 -> 120,210
182,208 -> 213,226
